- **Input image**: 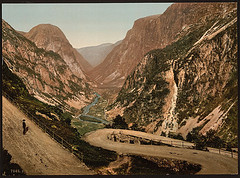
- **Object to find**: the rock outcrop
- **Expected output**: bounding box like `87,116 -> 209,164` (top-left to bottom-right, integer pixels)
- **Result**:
106,2 -> 237,145
2,19 -> 94,112
88,2 -> 237,101
24,24 -> 93,79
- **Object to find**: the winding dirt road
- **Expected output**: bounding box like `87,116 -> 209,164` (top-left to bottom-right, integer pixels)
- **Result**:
2,96 -> 95,175
84,128 -> 238,175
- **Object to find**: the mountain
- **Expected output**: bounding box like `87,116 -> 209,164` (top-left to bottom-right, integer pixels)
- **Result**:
17,30 -> 26,36
2,19 -> 94,113
88,2 -> 237,102
23,24 -> 93,79
106,3 -> 237,145
77,41 -> 122,67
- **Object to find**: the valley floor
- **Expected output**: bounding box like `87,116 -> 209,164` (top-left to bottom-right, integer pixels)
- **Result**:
84,128 -> 238,175
2,96 -> 95,175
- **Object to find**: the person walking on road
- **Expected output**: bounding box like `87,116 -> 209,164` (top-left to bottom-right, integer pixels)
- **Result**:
22,119 -> 26,135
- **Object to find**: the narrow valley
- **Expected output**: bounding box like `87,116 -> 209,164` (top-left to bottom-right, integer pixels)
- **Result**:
2,2 -> 238,176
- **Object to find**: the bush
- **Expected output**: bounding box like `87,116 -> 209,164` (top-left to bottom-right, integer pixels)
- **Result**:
186,130 -> 207,150
187,129 -> 226,150
186,132 -> 193,142
173,133 -> 184,140
205,129 -> 224,148
112,115 -> 128,129
186,130 -> 199,143
195,136 -> 208,151
161,131 -> 166,137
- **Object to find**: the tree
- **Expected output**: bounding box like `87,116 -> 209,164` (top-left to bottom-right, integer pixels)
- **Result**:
186,132 -> 193,142
205,129 -> 224,148
112,115 -> 128,129
186,130 -> 198,142
186,129 -> 208,150
213,136 -> 224,149
195,134 -> 207,151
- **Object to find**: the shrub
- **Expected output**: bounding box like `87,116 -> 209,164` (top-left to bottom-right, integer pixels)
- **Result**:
112,115 -> 128,129
194,135 -> 208,151
161,131 -> 166,137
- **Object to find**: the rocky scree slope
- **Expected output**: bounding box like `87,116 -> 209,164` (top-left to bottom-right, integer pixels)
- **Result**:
77,41 -> 122,67
88,2 -> 236,101
2,19 -> 94,113
24,24 -> 93,78
106,4 -> 237,145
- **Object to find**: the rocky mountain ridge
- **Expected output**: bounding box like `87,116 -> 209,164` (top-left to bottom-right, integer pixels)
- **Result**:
88,2 -> 237,102
106,3 -> 237,145
2,19 -> 94,113
23,24 -> 93,79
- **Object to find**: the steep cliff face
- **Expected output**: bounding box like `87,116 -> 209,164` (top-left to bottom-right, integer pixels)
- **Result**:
2,20 -> 94,113
89,2 -> 236,101
175,13 -> 237,143
24,24 -> 93,78
107,3 -> 237,144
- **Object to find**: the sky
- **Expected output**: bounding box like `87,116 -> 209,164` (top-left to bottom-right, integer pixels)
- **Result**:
2,3 -> 172,48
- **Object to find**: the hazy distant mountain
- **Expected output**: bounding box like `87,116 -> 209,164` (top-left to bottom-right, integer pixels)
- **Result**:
23,24 -> 93,78
77,41 -> 122,67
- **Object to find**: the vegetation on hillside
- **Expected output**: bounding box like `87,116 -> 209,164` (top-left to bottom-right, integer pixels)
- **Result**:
71,117 -> 105,137
186,129 -> 236,149
2,19 -> 93,113
87,97 -> 108,120
2,60 -> 117,169
2,60 -> 76,139
107,9 -> 237,146
176,22 -> 237,146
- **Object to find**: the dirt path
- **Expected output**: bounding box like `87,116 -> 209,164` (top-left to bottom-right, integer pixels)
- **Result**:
84,128 -> 238,175
2,96 -> 95,175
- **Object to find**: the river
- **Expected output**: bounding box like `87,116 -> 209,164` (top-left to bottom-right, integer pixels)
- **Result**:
78,93 -> 109,124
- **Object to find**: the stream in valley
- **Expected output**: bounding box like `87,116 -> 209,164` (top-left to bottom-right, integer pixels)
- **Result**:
78,93 -> 109,124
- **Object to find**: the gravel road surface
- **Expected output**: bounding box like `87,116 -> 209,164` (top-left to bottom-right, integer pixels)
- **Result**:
84,128 -> 238,175
2,96 -> 95,175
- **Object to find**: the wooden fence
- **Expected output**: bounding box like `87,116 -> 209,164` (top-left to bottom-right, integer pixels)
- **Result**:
2,92 -> 83,161
108,132 -> 238,159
